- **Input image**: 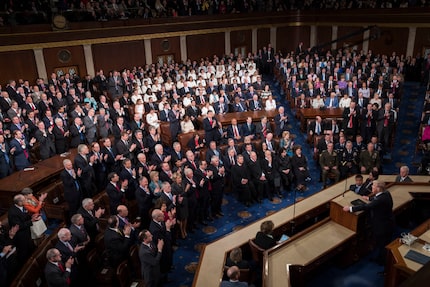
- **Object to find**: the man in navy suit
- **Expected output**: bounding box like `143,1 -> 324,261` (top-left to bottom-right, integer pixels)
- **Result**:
149,209 -> 173,282
8,194 -> 37,265
343,181 -> 394,265
248,94 -> 263,111
9,130 -> 35,170
61,159 -> 82,216
104,215 -> 132,268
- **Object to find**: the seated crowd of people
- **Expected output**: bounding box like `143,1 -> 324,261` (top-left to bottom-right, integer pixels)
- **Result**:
274,45 -> 429,186
0,41 -> 425,286
2,0 -> 430,26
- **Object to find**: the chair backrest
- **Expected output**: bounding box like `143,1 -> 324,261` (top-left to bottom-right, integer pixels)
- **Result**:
239,268 -> 251,283
248,239 -> 265,265
17,258 -> 43,287
116,260 -> 130,287
129,244 -> 142,279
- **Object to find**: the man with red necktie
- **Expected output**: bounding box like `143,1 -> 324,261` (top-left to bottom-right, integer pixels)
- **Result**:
45,248 -> 74,287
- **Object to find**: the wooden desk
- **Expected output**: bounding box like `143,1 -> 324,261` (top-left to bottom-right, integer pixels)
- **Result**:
193,176 -> 358,287
386,218 -> 430,287
192,176 -> 430,287
296,108 -> 344,132
0,150 -> 77,212
264,219 -> 355,287
330,191 -> 365,232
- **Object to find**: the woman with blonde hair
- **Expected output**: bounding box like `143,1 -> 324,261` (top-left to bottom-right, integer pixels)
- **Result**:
171,172 -> 189,238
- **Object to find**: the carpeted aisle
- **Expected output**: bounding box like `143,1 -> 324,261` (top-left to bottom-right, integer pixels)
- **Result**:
165,80 -> 426,287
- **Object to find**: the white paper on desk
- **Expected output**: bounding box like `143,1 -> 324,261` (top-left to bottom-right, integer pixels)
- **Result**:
6,247 -> 16,259
279,234 -> 290,243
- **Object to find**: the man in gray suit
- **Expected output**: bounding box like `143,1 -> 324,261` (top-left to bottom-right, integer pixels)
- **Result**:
138,229 -> 164,287
83,108 -> 97,144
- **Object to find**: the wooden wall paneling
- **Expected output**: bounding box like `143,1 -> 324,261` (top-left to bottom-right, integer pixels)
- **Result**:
151,37 -> 180,65
230,29 -> 252,57
0,50 -> 37,86
92,41 -> 146,73
186,33 -> 224,60
276,26 -> 310,55
43,46 -> 87,79
257,28 -> 271,51
414,28 -> 430,57
368,27 -> 409,57
336,26 -> 364,52
316,26 -> 333,51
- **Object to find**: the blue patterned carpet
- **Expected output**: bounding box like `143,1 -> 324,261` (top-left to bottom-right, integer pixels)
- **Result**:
165,80 -> 426,287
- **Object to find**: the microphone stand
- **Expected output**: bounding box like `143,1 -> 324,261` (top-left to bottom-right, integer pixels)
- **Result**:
290,186 -> 297,235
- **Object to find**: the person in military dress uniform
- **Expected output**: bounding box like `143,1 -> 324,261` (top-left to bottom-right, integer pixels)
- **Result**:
339,140 -> 359,178
319,142 -> 340,187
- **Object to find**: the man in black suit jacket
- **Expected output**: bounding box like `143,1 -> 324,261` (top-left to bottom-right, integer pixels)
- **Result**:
104,216 -> 132,268
106,172 -> 128,214
69,117 -> 85,149
101,137 -> 120,174
135,177 -> 154,229
203,111 -> 219,145
53,118 -> 69,154
119,158 -> 138,200
34,121 -> 56,160
0,135 -> 12,178
55,228 -> 85,284
348,174 -> 368,195
44,248 -> 74,287
69,214 -> 90,247
8,194 -> 37,265
149,209 -> 173,280
343,181 -> 394,265
61,159 -> 82,216
254,220 -> 277,250
74,144 -> 96,198
138,229 -> 164,287
76,198 -> 104,242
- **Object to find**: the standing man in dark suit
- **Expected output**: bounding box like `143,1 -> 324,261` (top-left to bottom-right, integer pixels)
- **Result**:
44,248 -> 74,287
9,130 -> 35,170
105,172 -> 128,214
53,118 -> 69,154
55,228 -> 85,285
69,117 -> 85,149
149,209 -> 173,283
34,121 -> 56,160
8,194 -> 37,265
76,198 -> 105,243
61,159 -> 82,216
135,176 -> 154,229
74,144 -> 96,198
104,216 -> 131,268
274,106 -> 288,137
343,181 -> 394,265
342,101 -> 360,139
138,229 -> 164,287
69,214 -> 90,247
203,110 -> 218,145
0,135 -> 12,178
